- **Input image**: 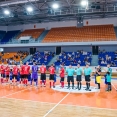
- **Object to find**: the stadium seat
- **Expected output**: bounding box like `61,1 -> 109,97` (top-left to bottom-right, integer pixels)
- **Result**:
42,25 -> 116,43
17,29 -> 45,39
1,30 -> 20,43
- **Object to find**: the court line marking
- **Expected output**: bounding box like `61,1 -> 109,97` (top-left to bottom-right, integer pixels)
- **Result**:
112,83 -> 117,90
0,87 -> 31,98
43,92 -> 70,117
2,97 -> 117,111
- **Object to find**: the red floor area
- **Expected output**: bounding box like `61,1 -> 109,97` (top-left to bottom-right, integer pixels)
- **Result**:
0,81 -> 117,109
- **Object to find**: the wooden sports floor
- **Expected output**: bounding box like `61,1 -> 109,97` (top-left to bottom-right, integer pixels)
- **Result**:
0,78 -> 117,117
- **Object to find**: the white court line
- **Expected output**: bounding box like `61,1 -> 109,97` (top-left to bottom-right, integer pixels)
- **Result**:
112,83 -> 117,90
2,97 -> 117,111
0,87 -> 31,98
43,92 -> 70,117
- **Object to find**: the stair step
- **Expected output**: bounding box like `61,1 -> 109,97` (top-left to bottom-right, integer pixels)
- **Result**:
23,55 -> 32,64
48,55 -> 59,66
37,30 -> 49,42
91,55 -> 98,66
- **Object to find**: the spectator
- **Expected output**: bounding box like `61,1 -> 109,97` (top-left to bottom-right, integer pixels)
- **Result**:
101,60 -> 105,64
72,52 -> 75,56
114,50 -> 117,55
64,56 -> 66,59
78,60 -> 81,64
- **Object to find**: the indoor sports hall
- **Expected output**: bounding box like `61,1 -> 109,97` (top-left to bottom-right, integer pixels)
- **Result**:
0,0 -> 117,117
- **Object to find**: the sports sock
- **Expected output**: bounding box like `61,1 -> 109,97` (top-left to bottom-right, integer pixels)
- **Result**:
98,83 -> 100,89
61,82 -> 63,88
53,82 -> 55,86
88,83 -> 90,89
25,79 -> 28,85
36,80 -> 38,86
6,78 -> 8,82
106,85 -> 109,91
77,82 -> 79,89
1,78 -> 3,83
61,82 -> 63,87
72,82 -> 74,87
68,82 -> 70,87
44,80 -> 46,86
23,79 -> 25,84
30,79 -> 32,85
86,82 -> 88,89
63,82 -> 64,88
80,82 -> 82,89
40,80 -> 42,85
50,82 -> 51,87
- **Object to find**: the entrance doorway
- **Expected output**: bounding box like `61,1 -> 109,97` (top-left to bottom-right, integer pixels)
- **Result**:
92,46 -> 99,55
30,48 -> 36,55
56,47 -> 61,55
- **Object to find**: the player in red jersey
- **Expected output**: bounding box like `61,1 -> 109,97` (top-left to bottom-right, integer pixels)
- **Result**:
5,64 -> 10,83
20,63 -> 24,85
40,63 -> 46,87
0,63 -> 5,84
48,64 -> 55,88
12,64 -> 19,84
24,62 -> 30,86
59,65 -> 65,88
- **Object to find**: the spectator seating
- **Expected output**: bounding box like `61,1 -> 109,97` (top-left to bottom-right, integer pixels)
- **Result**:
17,29 -> 45,39
43,25 -> 116,43
0,51 -> 28,64
55,51 -> 92,66
1,30 -> 20,43
27,51 -> 53,65
98,51 -> 117,67
0,31 -> 6,41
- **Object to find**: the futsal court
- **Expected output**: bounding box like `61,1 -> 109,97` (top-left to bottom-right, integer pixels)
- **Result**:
0,77 -> 117,117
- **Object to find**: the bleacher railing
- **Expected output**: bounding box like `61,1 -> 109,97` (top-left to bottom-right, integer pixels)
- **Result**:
0,38 -> 117,44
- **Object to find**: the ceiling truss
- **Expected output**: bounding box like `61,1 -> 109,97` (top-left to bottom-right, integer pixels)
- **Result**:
0,0 -> 117,25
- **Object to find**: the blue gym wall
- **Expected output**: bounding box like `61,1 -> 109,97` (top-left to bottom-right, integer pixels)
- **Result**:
3,45 -> 117,53
99,45 -> 117,51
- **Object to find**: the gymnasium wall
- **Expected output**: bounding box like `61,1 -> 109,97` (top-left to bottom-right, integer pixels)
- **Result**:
0,26 -> 7,31
99,45 -> 117,51
3,46 -> 55,53
61,46 -> 92,52
7,20 -> 77,31
83,17 -> 117,26
3,46 -> 91,53
36,46 -> 55,52
1,17 -> 117,31
4,47 -> 30,52
5,17 -> 117,31
4,45 -> 117,53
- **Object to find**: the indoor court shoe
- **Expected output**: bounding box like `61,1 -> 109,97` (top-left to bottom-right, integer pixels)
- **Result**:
78,88 -> 81,90
67,86 -> 70,89
106,89 -> 109,92
88,89 -> 91,91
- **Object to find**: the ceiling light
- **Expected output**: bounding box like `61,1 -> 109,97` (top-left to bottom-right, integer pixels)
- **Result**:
81,0 -> 88,7
27,6 -> 33,12
4,9 -> 10,15
52,3 -> 59,9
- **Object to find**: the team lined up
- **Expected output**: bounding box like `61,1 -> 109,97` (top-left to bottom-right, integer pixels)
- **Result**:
0,62 -> 112,91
